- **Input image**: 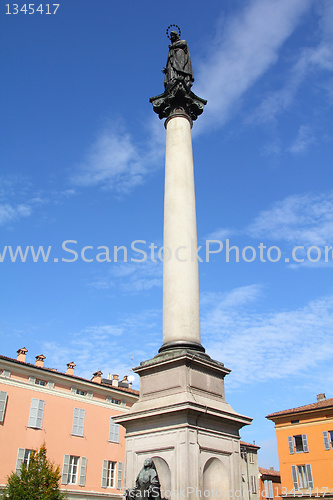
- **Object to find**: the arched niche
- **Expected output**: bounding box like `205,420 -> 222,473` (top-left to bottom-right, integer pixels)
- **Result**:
151,456 -> 171,498
203,457 -> 229,498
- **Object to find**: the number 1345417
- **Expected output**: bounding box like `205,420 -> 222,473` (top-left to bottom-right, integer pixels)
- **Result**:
5,4 -> 60,14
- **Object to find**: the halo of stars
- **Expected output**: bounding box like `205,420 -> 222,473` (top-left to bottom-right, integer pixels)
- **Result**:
166,24 -> 181,40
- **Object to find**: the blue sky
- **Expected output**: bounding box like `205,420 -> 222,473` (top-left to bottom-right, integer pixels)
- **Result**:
1,0 -> 332,469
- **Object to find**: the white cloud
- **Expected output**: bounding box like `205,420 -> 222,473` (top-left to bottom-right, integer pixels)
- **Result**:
71,120 -> 164,195
249,0 -> 333,124
194,0 -> 312,132
0,203 -> 32,225
287,125 -> 316,154
247,191 -> 333,246
201,287 -> 333,388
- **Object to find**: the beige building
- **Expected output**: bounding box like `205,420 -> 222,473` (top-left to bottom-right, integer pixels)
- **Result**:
240,441 -> 260,500
0,347 -> 139,499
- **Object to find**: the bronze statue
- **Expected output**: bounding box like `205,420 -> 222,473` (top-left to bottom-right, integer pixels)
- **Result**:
150,28 -> 206,121
163,31 -> 194,92
125,458 -> 162,500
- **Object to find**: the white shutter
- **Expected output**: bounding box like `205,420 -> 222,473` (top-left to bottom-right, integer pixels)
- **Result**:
288,436 -> 294,454
15,448 -> 25,474
71,387 -> 76,395
36,400 -> 45,428
61,454 -> 70,484
72,408 -> 85,436
323,431 -> 330,450
87,391 -> 93,399
121,400 -> 126,407
29,376 -> 36,384
79,457 -> 87,486
2,370 -> 11,378
302,434 -> 309,452
101,460 -> 108,488
306,464 -> 314,489
109,417 -> 119,443
47,381 -> 54,389
117,462 -> 123,490
0,391 -> 8,422
269,481 -> 274,498
291,465 -> 299,489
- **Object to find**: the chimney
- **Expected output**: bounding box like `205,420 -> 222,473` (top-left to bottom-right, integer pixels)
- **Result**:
111,374 -> 119,387
66,362 -> 76,376
317,393 -> 326,402
92,370 -> 103,384
35,354 -> 46,368
17,347 -> 28,363
270,467 -> 274,471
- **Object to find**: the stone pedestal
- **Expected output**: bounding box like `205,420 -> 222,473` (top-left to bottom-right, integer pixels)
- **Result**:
115,351 -> 252,499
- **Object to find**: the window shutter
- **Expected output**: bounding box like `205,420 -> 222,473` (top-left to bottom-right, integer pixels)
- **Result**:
15,448 -> 25,474
79,457 -> 87,486
87,391 -> 93,399
323,431 -> 330,450
71,387 -> 76,395
101,460 -> 108,488
28,398 -> 44,428
72,408 -> 85,436
306,464 -> 314,489
117,462 -> 123,490
121,400 -> 126,407
29,376 -> 36,384
61,455 -> 70,484
36,400 -> 45,429
291,465 -> 299,490
47,381 -> 54,389
0,391 -> 8,422
2,370 -> 11,378
288,436 -> 294,454
109,417 -> 120,443
302,434 -> 309,452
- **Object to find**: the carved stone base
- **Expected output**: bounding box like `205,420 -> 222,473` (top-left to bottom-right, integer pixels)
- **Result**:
114,351 -> 252,500
150,81 -> 207,121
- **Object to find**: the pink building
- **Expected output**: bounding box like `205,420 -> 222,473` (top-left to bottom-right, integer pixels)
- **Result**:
0,348 -> 139,499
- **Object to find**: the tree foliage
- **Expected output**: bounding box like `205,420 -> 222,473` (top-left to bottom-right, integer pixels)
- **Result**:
1,444 -> 66,500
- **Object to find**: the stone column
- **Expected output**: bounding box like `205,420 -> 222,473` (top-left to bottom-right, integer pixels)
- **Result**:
160,113 -> 203,353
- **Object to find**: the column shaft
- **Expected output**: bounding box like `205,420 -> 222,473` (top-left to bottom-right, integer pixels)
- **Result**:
162,115 -> 201,349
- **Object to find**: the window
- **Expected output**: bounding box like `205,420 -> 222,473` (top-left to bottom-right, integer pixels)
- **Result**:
106,397 -> 120,405
35,378 -> 47,386
249,451 -> 254,463
28,398 -> 45,429
264,480 -> 274,498
109,417 -> 120,443
0,391 -> 8,422
323,430 -> 333,450
251,475 -> 257,494
288,434 -> 309,453
61,455 -> 86,485
72,408 -> 85,436
15,448 -> 34,474
102,460 -> 116,488
291,464 -> 314,489
76,389 -> 86,396
1,370 -> 11,378
101,461 -> 123,489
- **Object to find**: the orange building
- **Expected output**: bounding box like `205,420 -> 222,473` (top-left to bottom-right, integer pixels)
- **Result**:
0,348 -> 139,499
266,394 -> 333,500
258,467 -> 282,500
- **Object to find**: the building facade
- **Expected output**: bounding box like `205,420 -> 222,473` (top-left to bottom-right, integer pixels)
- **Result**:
258,467 -> 282,500
0,348 -> 139,499
266,394 -> 333,500
240,441 -> 260,500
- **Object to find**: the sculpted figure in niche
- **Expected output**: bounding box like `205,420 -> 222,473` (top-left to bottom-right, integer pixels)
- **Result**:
163,30 -> 194,92
126,458 -> 162,500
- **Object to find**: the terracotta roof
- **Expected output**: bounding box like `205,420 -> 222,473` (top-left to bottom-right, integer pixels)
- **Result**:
0,354 -> 139,396
266,397 -> 333,419
240,440 -> 260,449
259,467 -> 281,478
